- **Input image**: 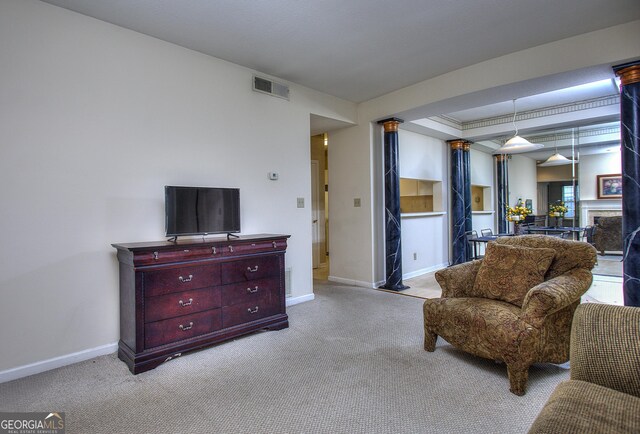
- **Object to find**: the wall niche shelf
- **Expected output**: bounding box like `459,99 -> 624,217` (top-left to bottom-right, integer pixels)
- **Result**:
471,184 -> 492,212
399,178 -> 443,214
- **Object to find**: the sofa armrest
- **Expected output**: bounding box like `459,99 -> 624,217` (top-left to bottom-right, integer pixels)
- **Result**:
570,303 -> 640,398
434,260 -> 482,298
520,269 -> 593,328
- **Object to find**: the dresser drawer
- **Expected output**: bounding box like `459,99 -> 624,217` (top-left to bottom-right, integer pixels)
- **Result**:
144,264 -> 220,297
222,299 -> 281,328
221,277 -> 278,307
133,246 -> 221,266
231,239 -> 287,255
145,309 -> 222,348
221,256 -> 280,284
145,287 -> 221,323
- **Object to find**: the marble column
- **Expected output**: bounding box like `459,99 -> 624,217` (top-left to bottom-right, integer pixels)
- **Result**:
449,140 -> 467,264
378,118 -> 408,290
495,155 -> 509,234
463,142 -> 473,258
614,62 -> 640,307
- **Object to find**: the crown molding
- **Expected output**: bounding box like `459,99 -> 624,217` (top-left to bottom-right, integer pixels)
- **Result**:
459,95 -> 619,131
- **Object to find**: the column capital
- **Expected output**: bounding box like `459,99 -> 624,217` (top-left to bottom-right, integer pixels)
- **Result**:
447,139 -> 470,150
614,61 -> 640,86
377,117 -> 404,132
494,154 -> 509,162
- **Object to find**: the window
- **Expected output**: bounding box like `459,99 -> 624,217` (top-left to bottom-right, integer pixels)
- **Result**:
562,186 -> 575,218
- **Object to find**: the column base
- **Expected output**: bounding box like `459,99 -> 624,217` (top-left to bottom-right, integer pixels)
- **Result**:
379,283 -> 410,291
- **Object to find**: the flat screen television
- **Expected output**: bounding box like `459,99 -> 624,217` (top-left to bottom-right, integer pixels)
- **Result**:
165,186 -> 240,239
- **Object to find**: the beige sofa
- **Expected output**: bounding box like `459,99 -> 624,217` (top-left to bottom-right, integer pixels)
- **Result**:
528,303 -> 640,433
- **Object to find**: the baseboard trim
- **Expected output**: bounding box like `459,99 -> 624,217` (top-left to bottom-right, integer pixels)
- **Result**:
1,293 -> 315,384
0,342 -> 118,384
403,263 -> 448,280
327,263 -> 448,289
286,293 -> 315,306
327,276 -> 378,288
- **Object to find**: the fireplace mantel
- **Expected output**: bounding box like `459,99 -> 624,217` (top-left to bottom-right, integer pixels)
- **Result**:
580,199 -> 622,226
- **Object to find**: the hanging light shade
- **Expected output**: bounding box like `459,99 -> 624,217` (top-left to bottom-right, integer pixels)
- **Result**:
537,132 -> 575,166
493,99 -> 544,154
495,135 -> 544,154
538,152 -> 573,166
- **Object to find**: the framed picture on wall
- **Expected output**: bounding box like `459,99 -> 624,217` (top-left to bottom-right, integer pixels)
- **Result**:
525,199 -> 532,211
597,174 -> 622,199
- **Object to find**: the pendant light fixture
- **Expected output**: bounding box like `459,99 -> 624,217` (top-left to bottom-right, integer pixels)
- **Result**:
538,133 -> 573,166
494,99 -> 544,154
538,131 -> 574,167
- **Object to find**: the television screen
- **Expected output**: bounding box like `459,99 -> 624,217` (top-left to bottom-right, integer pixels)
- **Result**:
165,186 -> 240,237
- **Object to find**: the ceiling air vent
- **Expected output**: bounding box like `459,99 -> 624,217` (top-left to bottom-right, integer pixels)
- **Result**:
253,76 -> 289,100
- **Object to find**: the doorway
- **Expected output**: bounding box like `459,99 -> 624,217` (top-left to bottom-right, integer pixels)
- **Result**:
311,133 -> 329,280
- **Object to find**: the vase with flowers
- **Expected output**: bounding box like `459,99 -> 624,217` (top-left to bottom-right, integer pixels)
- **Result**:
506,199 -> 532,235
549,201 -> 569,227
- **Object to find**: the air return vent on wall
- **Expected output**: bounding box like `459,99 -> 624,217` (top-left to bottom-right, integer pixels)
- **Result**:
253,76 -> 290,100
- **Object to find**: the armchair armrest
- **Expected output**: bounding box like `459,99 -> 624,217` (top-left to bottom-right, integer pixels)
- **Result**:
434,260 -> 482,298
520,268 -> 593,328
570,303 -> 640,398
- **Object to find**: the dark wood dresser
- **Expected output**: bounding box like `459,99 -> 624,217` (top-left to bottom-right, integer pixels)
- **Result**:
112,234 -> 290,374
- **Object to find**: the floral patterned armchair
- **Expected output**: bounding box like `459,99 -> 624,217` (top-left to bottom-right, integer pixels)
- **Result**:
423,235 -> 597,396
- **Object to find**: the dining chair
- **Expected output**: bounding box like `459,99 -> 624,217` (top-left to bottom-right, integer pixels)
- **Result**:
582,226 -> 595,245
481,228 -> 493,237
465,230 -> 481,259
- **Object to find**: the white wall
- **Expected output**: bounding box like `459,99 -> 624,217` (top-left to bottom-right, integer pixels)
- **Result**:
398,130 -> 448,277
399,130 -> 445,180
326,122 -> 376,286
578,152 -> 622,200
508,156 -> 538,213
0,0 -> 356,374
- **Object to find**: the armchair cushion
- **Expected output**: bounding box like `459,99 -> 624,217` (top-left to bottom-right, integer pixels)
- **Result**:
528,304 -> 640,433
528,380 -> 640,434
471,243 -> 556,307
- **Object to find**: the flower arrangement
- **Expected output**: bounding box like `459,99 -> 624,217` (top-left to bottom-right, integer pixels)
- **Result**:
549,201 -> 568,217
506,199 -> 532,222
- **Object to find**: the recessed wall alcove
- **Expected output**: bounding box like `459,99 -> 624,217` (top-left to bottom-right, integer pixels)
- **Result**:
400,178 -> 443,213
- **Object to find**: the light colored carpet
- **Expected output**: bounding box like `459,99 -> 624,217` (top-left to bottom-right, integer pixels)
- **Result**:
0,282 -> 566,434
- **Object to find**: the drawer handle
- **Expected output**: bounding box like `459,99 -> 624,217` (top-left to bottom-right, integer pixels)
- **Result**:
178,275 -> 193,283
273,241 -> 277,248
212,246 -> 217,255
229,245 -> 234,253
247,286 -> 259,293
179,322 -> 194,331
178,298 -> 193,307
164,352 -> 182,363
247,266 -> 259,273
247,306 -> 259,314
153,251 -> 159,260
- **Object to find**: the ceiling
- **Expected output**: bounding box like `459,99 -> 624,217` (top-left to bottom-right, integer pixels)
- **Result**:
424,78 -> 624,160
41,0 -> 640,103
41,0 -> 639,157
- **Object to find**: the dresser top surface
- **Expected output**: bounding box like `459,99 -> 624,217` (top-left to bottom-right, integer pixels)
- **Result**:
112,233 -> 290,251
